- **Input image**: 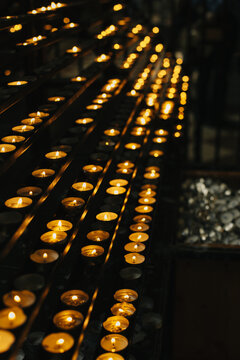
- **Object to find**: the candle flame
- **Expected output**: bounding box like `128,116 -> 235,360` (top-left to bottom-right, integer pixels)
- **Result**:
56,338 -> 64,345
8,311 -> 16,321
14,295 -> 21,303
1,146 -> 5,152
43,252 -> 48,259
111,337 -> 116,345
72,295 -> 78,300
66,316 -> 73,322
82,182 -> 87,189
41,171 -> 46,176
92,249 -> 97,255
115,321 -> 121,327
144,206 -> 148,210
134,244 -> 138,249
56,151 -> 59,157
17,198 -> 23,205
58,220 -> 62,227
29,191 -> 33,195
52,232 -> 57,240
132,255 -> 136,262
124,295 -> 129,300
22,125 -> 27,130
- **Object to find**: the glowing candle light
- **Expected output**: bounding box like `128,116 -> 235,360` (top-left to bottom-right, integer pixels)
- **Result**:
0,144 -> 16,153
86,104 -> 102,110
138,189 -> 156,198
133,214 -> 152,223
83,164 -> 103,173
124,242 -> 145,252
21,117 -> 42,125
61,290 -> 89,306
124,252 -> 145,264
0,307 -> 26,329
129,232 -> 149,242
40,231 -> 67,244
29,111 -> 49,118
81,245 -> 104,257
72,182 -> 93,192
53,310 -> 83,330
109,179 -> 128,187
30,249 -> 59,264
87,230 -> 109,242
48,96 -> 65,102
8,80 -> 28,86
96,212 -> 118,221
42,332 -> 74,353
61,197 -> 85,210
47,219 -> 72,232
125,143 -> 141,150
45,151 -> 67,160
75,118 -> 94,125
117,161 -> 134,169
104,129 -> 120,137
130,223 -> 149,232
144,172 -> 160,179
66,46 -> 81,54
71,76 -> 87,82
135,205 -> 153,213
111,302 -> 136,317
32,168 -> 55,178
1,135 -> 25,144
100,334 -> 128,352
5,197 -> 32,209
153,137 -> 167,144
12,125 -> 34,133
103,316 -> 129,332
138,197 -> 156,204
116,168 -> 133,175
106,187 -> 126,195
3,290 -> 36,308
17,186 -> 42,197
154,129 -> 168,136
96,353 -> 124,360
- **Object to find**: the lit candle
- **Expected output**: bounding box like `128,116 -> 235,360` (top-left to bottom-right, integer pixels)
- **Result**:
0,144 -> 16,153
109,179 -> 128,187
42,332 -> 74,353
96,212 -> 118,222
130,223 -> 149,232
75,118 -> 94,125
63,22 -> 79,29
12,125 -> 34,133
71,76 -> 87,82
126,90 -> 140,97
149,150 -> 164,158
135,117 -> 150,126
117,161 -> 134,169
144,172 -> 160,179
106,187 -> 126,195
61,197 -> 85,210
5,196 -> 32,209
32,168 -> 55,178
21,117 -> 42,125
111,302 -> 136,317
45,151 -> 67,160
48,96 -> 65,102
30,249 -> 59,264
138,189 -> 156,197
0,307 -> 27,329
81,245 -> 104,257
47,219 -> 72,232
135,205 -> 153,214
103,316 -> 129,333
129,232 -> 149,242
124,242 -> 145,252
8,80 -> 28,86
93,98 -> 108,104
0,330 -> 15,354
83,164 -> 103,173
100,334 -> 128,352
86,104 -> 102,110
96,54 -> 110,63
29,111 -> 49,118
17,186 -> 42,197
1,135 -> 25,144
53,310 -> 83,330
141,184 -> 157,190
153,137 -> 167,144
61,290 -> 89,306
138,197 -> 156,204
124,252 -> 145,264
86,230 -> 109,242
116,168 -> 133,175
97,93 -> 112,99
114,289 -> 138,302
66,46 -> 81,54
146,166 -> 160,172
96,353 -> 124,360
133,214 -> 152,223
40,231 -> 67,244
72,182 -> 93,192
124,143 -> 141,150
155,129 -> 168,136
3,290 -> 36,308
104,129 -> 120,137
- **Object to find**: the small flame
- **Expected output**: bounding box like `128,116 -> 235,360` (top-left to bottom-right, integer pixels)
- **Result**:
8,311 -> 16,321
14,295 -> 21,303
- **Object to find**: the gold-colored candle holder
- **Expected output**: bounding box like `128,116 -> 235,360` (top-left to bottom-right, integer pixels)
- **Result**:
0,330 -> 15,354
8,80 -> 28,86
32,168 -> 55,178
146,166 -> 160,172
12,125 -> 34,133
97,353 -> 124,360
29,111 -> 49,118
111,302 -> 136,317
47,220 -> 72,232
61,290 -> 89,307
72,182 -> 93,192
97,93 -> 112,99
81,245 -> 104,257
61,197 -> 85,210
45,151 -> 67,160
117,161 -> 134,169
135,117 -> 150,126
0,307 -> 27,329
48,96 -> 65,102
126,90 -> 139,97
21,117 -> 42,126
124,242 -> 145,252
129,232 -> 149,242
124,252 -> 145,264
87,230 -> 109,242
124,143 -> 141,150
130,223 -> 149,232
0,144 -> 16,154
83,164 -> 103,173
3,290 -> 36,308
17,186 -> 42,197
40,231 -> 67,245
71,76 -> 87,83
144,172 -> 160,179
86,104 -> 102,110
53,310 -> 83,330
2,135 -> 25,144
106,187 -> 126,195
63,22 -> 79,29
155,129 -> 169,136
75,118 -> 94,125
153,137 -> 167,144
93,98 -> 108,104
30,249 -> 59,264
114,289 -> 138,302
103,316 -> 129,333
100,334 -> 128,352
149,150 -> 164,158
139,189 -> 156,197
66,46 -> 81,54
42,332 -> 74,353
109,179 -> 128,187
138,197 -> 156,205
104,129 -> 120,137
135,205 -> 153,214
5,196 -> 32,209
96,212 -> 118,222
133,214 -> 152,223
116,168 -> 133,175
